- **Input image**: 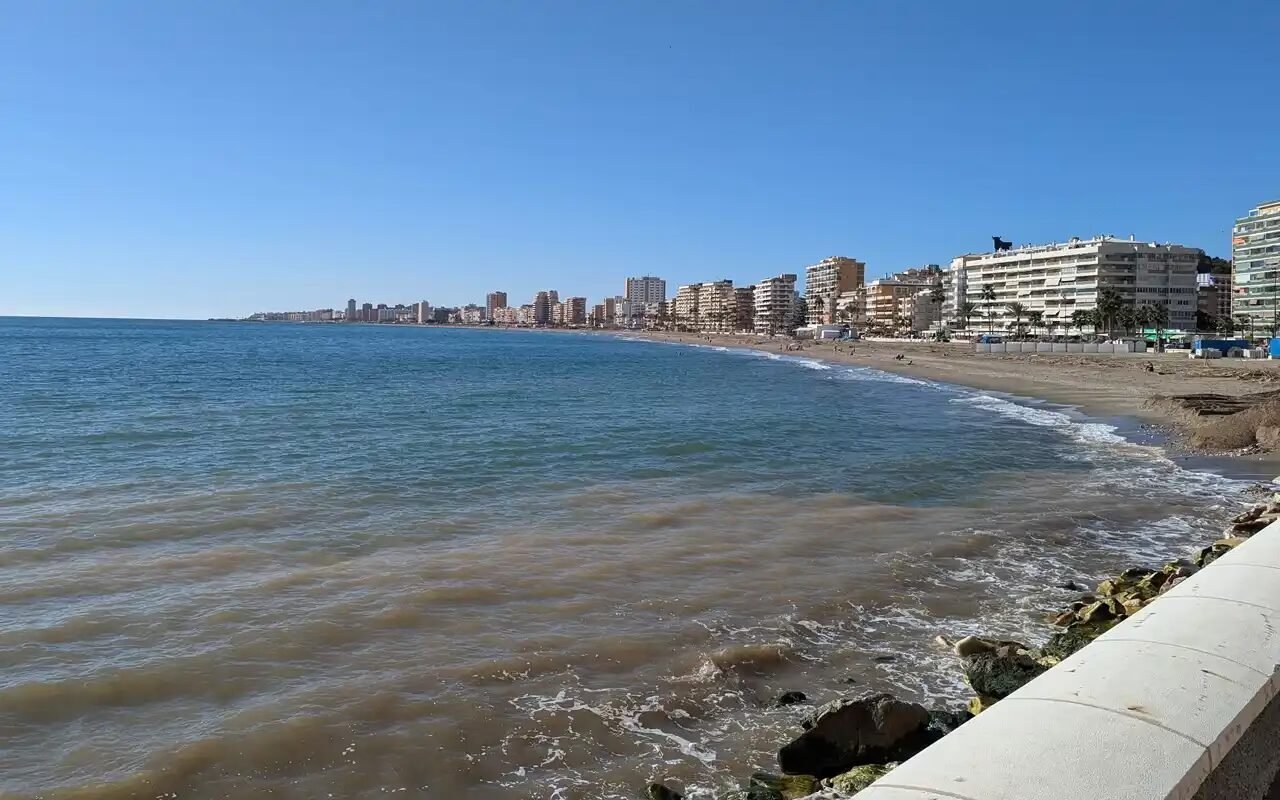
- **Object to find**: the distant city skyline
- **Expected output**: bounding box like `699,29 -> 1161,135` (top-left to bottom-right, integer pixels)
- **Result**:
3,2 -> 1276,319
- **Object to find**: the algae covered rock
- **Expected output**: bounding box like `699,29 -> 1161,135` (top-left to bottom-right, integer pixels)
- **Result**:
748,772 -> 817,799
777,692 -> 934,778
826,763 -> 895,794
967,694 -> 997,715
718,787 -> 783,800
1196,537 -> 1246,567
1041,618 -> 1120,661
961,649 -> 1047,699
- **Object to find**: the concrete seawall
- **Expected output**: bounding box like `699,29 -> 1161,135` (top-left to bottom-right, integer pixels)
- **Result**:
858,520 -> 1280,800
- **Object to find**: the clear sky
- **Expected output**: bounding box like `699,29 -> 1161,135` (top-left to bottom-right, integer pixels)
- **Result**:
3,1 -> 1278,319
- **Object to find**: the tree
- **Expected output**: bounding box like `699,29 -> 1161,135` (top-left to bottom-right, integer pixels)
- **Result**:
1027,310 -> 1045,338
1217,315 -> 1236,336
1005,302 -> 1027,339
1236,314 -> 1254,341
1070,308 -> 1091,337
980,284 -> 997,335
1117,306 -> 1138,336
1144,302 -> 1169,351
1196,310 -> 1216,333
1095,287 -> 1123,335
959,301 -> 978,334
930,281 -> 946,305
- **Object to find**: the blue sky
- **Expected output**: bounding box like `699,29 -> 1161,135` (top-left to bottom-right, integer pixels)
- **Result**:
3,1 -> 1278,318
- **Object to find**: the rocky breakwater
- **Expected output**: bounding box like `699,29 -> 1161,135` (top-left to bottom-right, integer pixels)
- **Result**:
645,492 -> 1280,800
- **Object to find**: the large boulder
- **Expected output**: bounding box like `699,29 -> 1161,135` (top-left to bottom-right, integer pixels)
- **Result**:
826,763 -> 895,795
961,649 -> 1048,699
777,693 -> 934,779
1041,618 -> 1120,661
718,788 -> 783,800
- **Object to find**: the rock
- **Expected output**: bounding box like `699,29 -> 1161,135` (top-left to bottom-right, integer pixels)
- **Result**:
1059,580 -> 1086,591
873,655 -> 896,664
967,694 -> 996,715
926,707 -> 970,735
961,650 -> 1047,699
1196,537 -> 1246,567
772,691 -> 808,708
1232,505 -> 1265,524
777,693 -> 935,779
1230,518 -> 1271,536
647,783 -> 683,800
1049,610 -> 1076,627
1077,600 -> 1116,624
1162,575 -> 1190,593
1041,619 -> 1120,661
749,772 -> 817,799
826,763 -> 895,795
719,788 -> 783,800
951,635 -> 995,657
1120,596 -> 1146,616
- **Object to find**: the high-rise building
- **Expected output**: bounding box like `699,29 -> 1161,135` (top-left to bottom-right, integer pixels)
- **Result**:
1232,201 -> 1280,332
346,298 -> 357,321
534,291 -> 551,325
695,280 -> 736,332
625,276 -> 666,307
805,257 -> 865,325
734,286 -> 755,333
753,274 -> 798,335
945,236 -> 1201,335
547,290 -> 559,305
1197,273 -> 1232,329
551,302 -> 565,326
591,303 -> 606,326
603,297 -> 616,323
486,291 -> 508,319
561,297 -> 587,326
417,300 -> 430,324
361,302 -> 373,322
673,284 -> 700,329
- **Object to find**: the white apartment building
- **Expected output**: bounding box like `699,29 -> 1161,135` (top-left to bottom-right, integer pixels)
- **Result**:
945,236 -> 1201,335
753,274 -> 797,335
805,256 -> 865,325
625,276 -> 666,307
1232,200 -> 1280,331
696,280 -> 736,332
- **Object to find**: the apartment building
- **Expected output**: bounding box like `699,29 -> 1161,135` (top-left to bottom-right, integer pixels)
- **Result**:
694,280 -> 736,332
1197,273 -> 1232,327
673,284 -> 700,329
534,291 -> 552,325
753,274 -> 797,335
625,276 -> 666,307
945,236 -> 1201,334
897,289 -> 942,333
805,256 -> 865,325
562,297 -> 587,326
491,306 -> 518,325
1232,201 -> 1280,331
485,291 -> 508,319
734,286 -> 755,333
417,300 -> 431,324
516,305 -> 535,326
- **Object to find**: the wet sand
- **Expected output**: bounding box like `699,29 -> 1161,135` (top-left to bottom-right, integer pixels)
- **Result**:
630,331 -> 1280,471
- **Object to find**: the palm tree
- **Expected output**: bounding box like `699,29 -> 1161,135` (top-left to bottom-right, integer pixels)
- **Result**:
958,301 -> 978,334
930,281 -> 946,305
1005,302 -> 1027,340
1217,316 -> 1236,336
1070,308 -> 1090,337
1145,302 -> 1169,351
1095,287 -> 1123,336
1117,306 -> 1138,337
1027,310 -> 1045,338
980,284 -> 996,335
1236,314 -> 1254,341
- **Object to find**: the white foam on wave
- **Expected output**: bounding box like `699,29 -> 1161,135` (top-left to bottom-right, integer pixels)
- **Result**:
951,392 -> 1129,447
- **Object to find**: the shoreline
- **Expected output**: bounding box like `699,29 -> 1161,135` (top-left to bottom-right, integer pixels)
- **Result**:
622,330 -> 1280,478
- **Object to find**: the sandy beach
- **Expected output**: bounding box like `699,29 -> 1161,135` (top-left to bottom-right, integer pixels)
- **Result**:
630,331 -> 1280,469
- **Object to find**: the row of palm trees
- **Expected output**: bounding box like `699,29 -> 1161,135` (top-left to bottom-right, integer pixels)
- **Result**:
957,285 -> 1171,339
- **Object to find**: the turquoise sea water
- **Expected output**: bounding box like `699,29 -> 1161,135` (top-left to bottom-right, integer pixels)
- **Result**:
0,318 -> 1248,798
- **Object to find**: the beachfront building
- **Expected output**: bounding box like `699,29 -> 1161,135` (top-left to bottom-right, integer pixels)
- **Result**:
863,272 -> 934,332
486,291 -> 507,319
945,236 -> 1201,336
417,301 -> 431,324
625,276 -> 666,308
562,297 -> 587,326
753,274 -> 798,335
734,286 -> 755,333
1232,200 -> 1280,333
460,305 -> 484,325
643,301 -> 667,328
1197,273 -> 1233,330
346,298 -> 357,321
516,305 -> 535,326
533,291 -> 552,325
491,306 -> 518,325
673,284 -> 700,330
898,289 -> 942,334
694,280 -> 736,332
805,256 -> 865,325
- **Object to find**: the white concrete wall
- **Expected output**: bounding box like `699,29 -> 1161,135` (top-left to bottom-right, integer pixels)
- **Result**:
975,341 -> 1146,355
857,521 -> 1280,800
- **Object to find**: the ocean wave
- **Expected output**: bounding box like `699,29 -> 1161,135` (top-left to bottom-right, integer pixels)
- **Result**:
951,393 -> 1129,446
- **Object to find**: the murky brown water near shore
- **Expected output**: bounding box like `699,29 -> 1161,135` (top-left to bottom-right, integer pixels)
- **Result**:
0,321 -> 1249,799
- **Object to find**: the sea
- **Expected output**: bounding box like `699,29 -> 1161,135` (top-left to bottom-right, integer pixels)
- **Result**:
0,317 -> 1254,799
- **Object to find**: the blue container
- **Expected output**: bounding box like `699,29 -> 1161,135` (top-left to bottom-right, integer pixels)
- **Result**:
1193,338 -> 1249,355
1269,338 -> 1280,359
